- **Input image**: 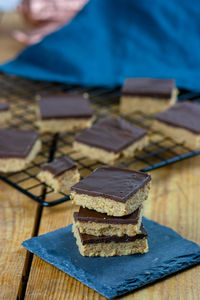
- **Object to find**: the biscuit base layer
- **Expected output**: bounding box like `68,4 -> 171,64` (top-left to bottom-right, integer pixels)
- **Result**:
0,139 -> 41,173
0,111 -> 11,127
73,135 -> 149,164
76,209 -> 142,236
71,182 -> 150,216
153,120 -> 200,149
120,88 -> 177,115
38,168 -> 80,194
73,225 -> 148,257
37,118 -> 93,133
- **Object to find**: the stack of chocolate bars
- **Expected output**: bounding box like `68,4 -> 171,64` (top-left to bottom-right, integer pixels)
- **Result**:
71,166 -> 151,257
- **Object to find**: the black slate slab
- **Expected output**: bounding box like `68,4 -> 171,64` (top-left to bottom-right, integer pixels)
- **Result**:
22,218 -> 200,299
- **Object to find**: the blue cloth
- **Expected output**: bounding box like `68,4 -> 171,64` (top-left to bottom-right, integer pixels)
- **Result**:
1,0 -> 200,90
22,218 -> 200,299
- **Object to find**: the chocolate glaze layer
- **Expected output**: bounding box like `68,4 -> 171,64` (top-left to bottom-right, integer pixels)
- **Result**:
122,78 -> 175,99
0,102 -> 9,111
39,94 -> 93,120
74,206 -> 142,224
155,101 -> 200,134
71,166 -> 151,203
75,117 -> 147,153
41,155 -> 77,177
78,224 -> 147,245
0,129 -> 39,158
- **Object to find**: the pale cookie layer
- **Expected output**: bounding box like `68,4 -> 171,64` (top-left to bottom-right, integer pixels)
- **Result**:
71,182 -> 150,216
0,111 -> 11,126
153,120 -> 200,149
0,139 -> 41,173
122,135 -> 149,157
120,88 -> 177,115
73,224 -> 148,257
38,168 -> 80,194
76,210 -> 142,236
36,118 -> 93,133
73,135 -> 149,164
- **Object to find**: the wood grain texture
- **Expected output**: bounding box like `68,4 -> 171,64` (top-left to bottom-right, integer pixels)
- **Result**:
25,156 -> 200,300
0,12 -> 41,300
0,180 -> 40,300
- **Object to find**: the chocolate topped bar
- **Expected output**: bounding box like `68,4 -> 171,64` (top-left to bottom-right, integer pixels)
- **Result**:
78,224 -> 147,245
0,129 -> 39,158
155,101 -> 200,134
74,206 -> 142,224
75,117 -> 147,153
71,166 -> 151,203
41,156 -> 77,177
38,94 -> 93,120
122,78 -> 175,98
0,102 -> 9,111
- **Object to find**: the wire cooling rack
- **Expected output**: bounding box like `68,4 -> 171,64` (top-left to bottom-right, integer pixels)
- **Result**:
0,73 -> 200,206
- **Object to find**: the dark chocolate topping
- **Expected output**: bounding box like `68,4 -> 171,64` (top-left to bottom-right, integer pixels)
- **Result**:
78,224 -> 147,245
41,156 -> 77,177
0,102 -> 9,111
74,206 -> 142,224
0,129 -> 39,158
71,166 -> 151,203
155,101 -> 200,134
122,78 -> 175,98
39,94 -> 93,120
75,117 -> 147,153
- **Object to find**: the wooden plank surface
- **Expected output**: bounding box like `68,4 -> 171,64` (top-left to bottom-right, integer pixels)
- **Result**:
0,12 -> 26,63
0,180 -> 40,300
0,12 -> 41,300
25,156 -> 200,300
0,11 -> 200,300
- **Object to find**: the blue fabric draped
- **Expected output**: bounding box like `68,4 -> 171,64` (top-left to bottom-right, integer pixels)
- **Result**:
1,0 -> 200,90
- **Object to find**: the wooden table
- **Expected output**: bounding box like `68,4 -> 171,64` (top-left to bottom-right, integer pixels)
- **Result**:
0,12 -> 200,300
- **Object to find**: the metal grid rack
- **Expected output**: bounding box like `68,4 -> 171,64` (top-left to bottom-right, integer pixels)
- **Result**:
0,73 -> 200,207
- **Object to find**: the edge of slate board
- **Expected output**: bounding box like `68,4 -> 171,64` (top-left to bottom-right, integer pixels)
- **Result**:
22,218 -> 200,299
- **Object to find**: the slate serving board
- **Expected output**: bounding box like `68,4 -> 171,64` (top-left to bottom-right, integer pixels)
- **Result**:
22,218 -> 200,299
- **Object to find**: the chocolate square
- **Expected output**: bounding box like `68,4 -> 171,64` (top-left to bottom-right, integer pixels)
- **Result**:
41,155 -> 77,177
0,129 -> 39,158
75,117 -> 147,153
38,94 -> 93,120
122,78 -> 175,98
71,166 -> 151,203
74,206 -> 142,225
155,101 -> 200,134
